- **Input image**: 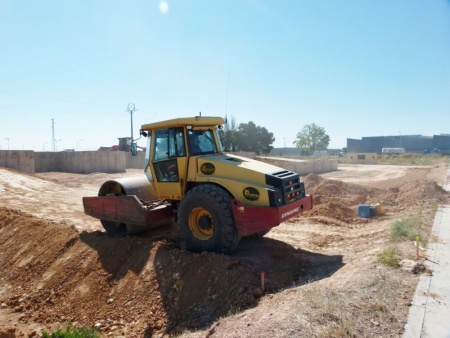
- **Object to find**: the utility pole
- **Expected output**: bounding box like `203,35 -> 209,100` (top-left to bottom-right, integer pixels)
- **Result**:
5,138 -> 10,150
52,119 -> 55,151
127,103 -> 136,143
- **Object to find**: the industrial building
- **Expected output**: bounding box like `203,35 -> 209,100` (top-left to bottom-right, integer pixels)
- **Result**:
346,134 -> 450,154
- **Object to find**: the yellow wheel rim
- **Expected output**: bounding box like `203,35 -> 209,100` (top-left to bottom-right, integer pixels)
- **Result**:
189,207 -> 214,240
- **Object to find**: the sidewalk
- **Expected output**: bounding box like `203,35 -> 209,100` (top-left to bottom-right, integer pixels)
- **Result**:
403,169 -> 450,338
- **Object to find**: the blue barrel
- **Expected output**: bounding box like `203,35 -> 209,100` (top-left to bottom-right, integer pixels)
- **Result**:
358,204 -> 371,218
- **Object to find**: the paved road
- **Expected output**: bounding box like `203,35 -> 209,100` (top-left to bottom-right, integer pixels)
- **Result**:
403,169 -> 450,338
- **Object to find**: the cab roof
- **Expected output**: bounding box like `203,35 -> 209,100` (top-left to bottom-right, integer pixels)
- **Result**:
141,116 -> 224,130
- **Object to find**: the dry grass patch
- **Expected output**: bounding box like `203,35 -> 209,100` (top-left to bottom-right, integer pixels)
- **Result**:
286,270 -> 413,338
296,286 -> 358,337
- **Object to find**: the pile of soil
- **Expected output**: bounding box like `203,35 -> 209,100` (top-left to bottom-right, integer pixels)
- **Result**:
302,170 -> 448,224
1,208 -> 260,336
0,207 -> 324,337
303,174 -> 377,222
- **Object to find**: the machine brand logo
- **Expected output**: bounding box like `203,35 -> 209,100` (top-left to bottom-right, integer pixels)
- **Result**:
243,187 -> 260,201
200,163 -> 215,175
281,207 -> 300,219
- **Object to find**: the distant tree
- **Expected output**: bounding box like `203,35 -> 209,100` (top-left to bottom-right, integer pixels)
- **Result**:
235,121 -> 275,155
293,123 -> 330,154
219,117 -> 275,155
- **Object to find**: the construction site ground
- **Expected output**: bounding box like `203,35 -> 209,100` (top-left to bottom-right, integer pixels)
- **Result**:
0,162 -> 449,337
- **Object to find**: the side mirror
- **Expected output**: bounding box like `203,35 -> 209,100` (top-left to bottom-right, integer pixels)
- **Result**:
131,142 -> 138,156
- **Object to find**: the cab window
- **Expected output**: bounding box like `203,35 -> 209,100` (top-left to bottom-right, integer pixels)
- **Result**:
154,128 -> 186,160
187,129 -> 218,155
153,127 -> 185,182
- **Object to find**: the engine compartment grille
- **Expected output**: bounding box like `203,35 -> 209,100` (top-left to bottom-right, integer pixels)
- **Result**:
266,170 -> 306,207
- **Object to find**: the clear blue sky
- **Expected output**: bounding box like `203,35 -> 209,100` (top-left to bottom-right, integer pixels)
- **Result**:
1,0 -> 449,151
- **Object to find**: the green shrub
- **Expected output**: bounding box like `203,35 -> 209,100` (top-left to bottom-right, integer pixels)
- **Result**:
390,215 -> 421,241
378,248 -> 400,268
41,325 -> 101,338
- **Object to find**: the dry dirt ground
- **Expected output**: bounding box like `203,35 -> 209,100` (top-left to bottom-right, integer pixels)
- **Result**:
0,163 -> 449,337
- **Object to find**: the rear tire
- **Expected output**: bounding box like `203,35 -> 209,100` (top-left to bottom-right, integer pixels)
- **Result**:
98,181 -> 131,236
178,184 -> 240,254
100,220 -> 128,236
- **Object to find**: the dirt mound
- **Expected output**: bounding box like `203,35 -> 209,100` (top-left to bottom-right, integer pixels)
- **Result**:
303,172 -> 449,222
304,173 -> 376,206
302,174 -> 377,224
0,207 -> 251,336
386,180 -> 449,207
0,207 -> 341,337
302,202 -> 358,225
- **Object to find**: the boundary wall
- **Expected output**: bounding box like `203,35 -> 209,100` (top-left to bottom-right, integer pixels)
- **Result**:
0,151 -> 145,173
126,152 -> 146,169
0,150 -> 336,176
34,151 -> 126,173
0,150 -> 35,174
256,156 -> 338,176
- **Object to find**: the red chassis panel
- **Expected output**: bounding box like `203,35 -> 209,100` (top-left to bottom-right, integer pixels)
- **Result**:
231,195 -> 313,237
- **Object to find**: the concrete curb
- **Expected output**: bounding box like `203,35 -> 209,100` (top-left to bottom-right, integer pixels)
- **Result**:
403,169 -> 450,338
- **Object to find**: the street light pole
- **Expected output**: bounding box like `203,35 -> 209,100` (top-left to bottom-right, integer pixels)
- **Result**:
5,138 -> 10,150
127,103 -> 136,143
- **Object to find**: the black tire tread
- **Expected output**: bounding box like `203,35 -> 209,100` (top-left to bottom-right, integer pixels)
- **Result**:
100,220 -> 128,237
178,184 -> 240,253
